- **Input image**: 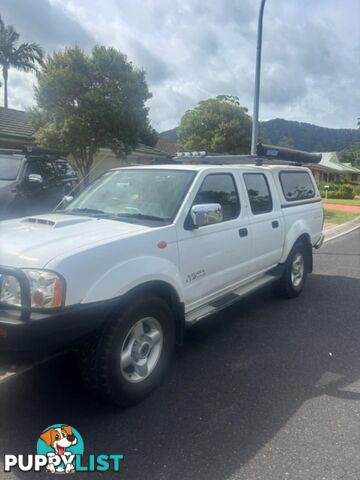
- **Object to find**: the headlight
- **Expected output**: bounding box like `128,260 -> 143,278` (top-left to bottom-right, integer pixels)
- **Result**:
0,270 -> 64,309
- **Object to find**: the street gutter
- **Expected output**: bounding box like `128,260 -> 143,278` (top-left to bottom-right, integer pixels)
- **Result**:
324,216 -> 360,243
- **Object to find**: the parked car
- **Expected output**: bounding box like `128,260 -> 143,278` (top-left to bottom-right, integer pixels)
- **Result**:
0,148 -> 78,220
0,145 -> 324,406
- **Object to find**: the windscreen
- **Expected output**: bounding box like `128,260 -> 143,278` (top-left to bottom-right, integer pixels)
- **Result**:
65,169 -> 196,223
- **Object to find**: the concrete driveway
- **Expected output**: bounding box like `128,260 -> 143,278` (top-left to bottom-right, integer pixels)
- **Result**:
0,229 -> 359,479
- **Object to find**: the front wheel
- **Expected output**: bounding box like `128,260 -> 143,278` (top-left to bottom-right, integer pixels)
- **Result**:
275,242 -> 309,298
80,296 -> 175,406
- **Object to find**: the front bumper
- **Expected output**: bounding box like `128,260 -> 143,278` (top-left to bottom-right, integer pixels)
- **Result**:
0,266 -> 115,364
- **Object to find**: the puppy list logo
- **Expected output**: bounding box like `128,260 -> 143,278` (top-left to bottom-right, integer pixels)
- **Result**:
4,424 -> 124,474
37,424 -> 84,474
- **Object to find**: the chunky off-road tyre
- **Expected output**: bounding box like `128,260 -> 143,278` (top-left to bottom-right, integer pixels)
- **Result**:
80,296 -> 175,407
275,242 -> 309,299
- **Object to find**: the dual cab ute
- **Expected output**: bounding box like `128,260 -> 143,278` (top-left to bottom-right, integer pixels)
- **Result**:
0,145 -> 324,406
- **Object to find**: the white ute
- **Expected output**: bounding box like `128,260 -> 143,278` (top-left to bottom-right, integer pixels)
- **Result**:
0,145 -> 324,405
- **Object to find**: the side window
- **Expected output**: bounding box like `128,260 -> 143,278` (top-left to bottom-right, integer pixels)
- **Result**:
55,160 -> 76,178
39,160 -> 57,181
193,173 -> 240,222
243,173 -> 273,215
279,171 -> 315,201
25,160 -> 42,176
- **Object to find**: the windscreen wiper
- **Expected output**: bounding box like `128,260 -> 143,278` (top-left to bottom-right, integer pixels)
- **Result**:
59,209 -> 169,223
60,207 -> 105,216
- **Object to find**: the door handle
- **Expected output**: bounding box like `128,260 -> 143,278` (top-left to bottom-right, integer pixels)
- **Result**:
239,228 -> 248,238
272,220 -> 279,229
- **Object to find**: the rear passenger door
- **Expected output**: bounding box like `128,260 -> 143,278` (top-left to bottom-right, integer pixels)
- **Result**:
241,172 -> 284,272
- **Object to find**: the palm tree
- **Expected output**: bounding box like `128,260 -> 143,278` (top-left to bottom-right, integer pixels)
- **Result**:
0,16 -> 44,108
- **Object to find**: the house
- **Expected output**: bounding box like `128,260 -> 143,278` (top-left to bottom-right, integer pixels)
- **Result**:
86,144 -> 170,182
307,152 -> 360,184
155,138 -> 178,157
0,107 -> 35,149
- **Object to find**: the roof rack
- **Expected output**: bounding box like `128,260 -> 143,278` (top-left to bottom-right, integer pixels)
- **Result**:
151,143 -> 322,166
0,146 -> 66,157
22,146 -> 66,156
0,148 -> 24,156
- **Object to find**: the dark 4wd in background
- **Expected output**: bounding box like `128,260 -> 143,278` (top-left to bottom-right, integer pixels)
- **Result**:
0,147 -> 79,220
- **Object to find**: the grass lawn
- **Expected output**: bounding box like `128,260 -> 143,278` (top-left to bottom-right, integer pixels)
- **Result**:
321,198 -> 360,206
324,210 -> 360,225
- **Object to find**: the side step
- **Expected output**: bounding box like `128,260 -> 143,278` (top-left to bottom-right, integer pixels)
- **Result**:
185,274 -> 276,324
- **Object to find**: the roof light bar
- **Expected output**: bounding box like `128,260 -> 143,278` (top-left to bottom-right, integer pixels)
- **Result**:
176,151 -> 207,158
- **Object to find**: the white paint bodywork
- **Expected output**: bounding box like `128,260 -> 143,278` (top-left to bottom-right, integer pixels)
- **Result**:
0,164 -> 323,319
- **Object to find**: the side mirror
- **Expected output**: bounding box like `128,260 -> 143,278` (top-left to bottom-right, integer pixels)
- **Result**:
190,203 -> 223,228
62,195 -> 74,206
28,173 -> 43,184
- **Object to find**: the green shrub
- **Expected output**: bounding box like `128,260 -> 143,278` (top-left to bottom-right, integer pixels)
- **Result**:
318,182 -> 336,191
319,182 -> 355,199
320,189 -> 354,200
353,184 -> 360,195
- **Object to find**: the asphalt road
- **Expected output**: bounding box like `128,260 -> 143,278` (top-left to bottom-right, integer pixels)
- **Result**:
0,229 -> 359,480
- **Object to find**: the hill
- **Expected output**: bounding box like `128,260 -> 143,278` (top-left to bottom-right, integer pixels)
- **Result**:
260,119 -> 359,152
159,120 -> 359,153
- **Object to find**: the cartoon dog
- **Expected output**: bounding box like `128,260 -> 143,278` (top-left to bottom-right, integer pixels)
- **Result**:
39,425 -> 77,474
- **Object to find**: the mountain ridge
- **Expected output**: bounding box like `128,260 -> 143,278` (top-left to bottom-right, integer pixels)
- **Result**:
159,119 -> 359,152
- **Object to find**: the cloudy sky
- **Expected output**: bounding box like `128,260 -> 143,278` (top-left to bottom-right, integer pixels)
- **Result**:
1,0 -> 359,132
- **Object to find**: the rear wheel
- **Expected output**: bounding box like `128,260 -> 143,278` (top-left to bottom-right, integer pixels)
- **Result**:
80,296 -> 175,406
275,242 -> 309,298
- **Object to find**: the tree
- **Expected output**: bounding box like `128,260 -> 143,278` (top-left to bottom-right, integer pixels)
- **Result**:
0,16 -> 43,108
140,126 -> 159,147
177,95 -> 252,154
277,136 -> 295,148
338,142 -> 360,168
31,46 -> 152,181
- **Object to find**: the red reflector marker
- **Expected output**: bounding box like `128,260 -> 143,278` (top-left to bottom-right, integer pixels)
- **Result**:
157,241 -> 167,249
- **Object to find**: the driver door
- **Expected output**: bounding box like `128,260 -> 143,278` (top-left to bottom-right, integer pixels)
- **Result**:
177,172 -> 253,309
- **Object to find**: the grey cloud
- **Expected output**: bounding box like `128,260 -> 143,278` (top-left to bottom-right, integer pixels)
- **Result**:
1,0 -> 359,129
182,28 -> 221,57
189,1 -> 256,33
262,22 -> 341,83
0,0 -> 94,51
7,70 -> 36,110
261,64 -> 307,105
149,84 -> 196,131
126,38 -> 172,84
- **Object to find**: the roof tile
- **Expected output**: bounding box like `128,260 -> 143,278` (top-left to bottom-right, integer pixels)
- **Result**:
0,107 -> 35,139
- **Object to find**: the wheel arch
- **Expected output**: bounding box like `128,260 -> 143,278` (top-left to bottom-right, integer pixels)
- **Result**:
288,233 -> 313,273
110,280 -> 185,346
281,220 -> 314,273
